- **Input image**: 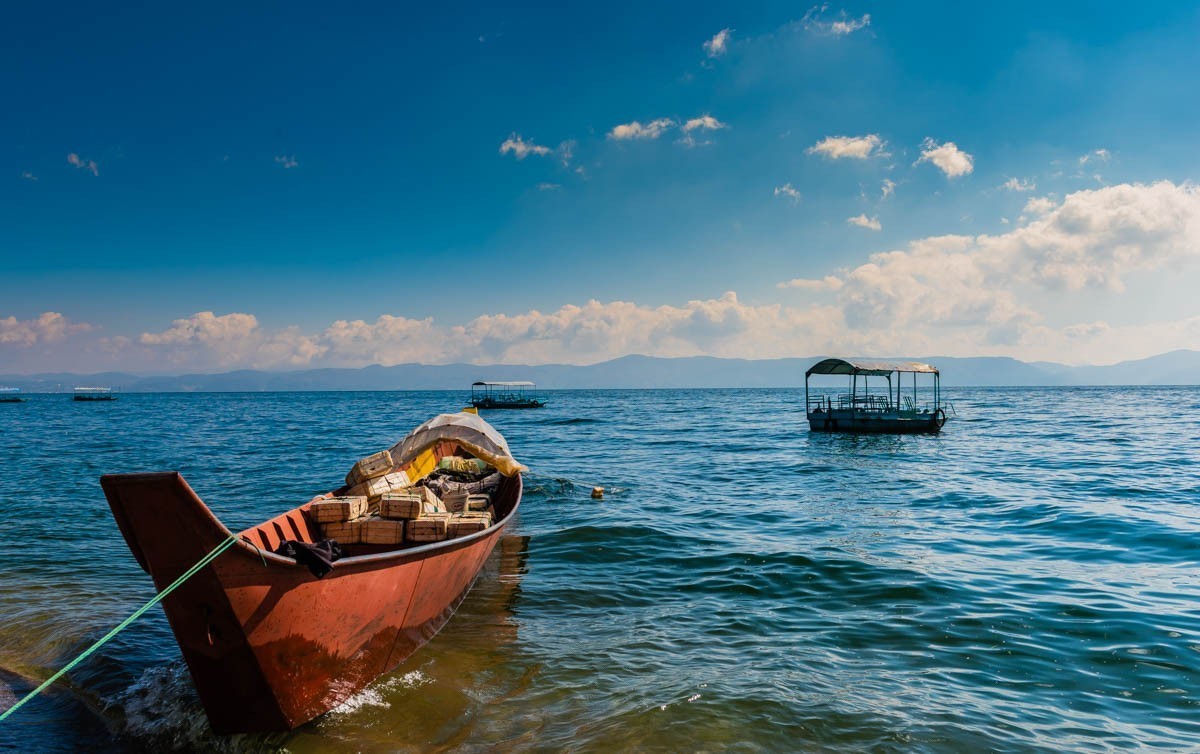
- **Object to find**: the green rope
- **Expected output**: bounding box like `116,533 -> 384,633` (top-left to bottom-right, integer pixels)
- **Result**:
0,534 -> 240,723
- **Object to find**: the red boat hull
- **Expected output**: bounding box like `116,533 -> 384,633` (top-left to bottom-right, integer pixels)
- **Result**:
101,465 -> 520,734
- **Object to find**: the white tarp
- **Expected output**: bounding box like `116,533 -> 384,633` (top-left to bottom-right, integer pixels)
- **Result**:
388,412 -> 527,477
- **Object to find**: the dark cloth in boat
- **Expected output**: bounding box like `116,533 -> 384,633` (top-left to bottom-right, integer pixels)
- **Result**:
422,470 -> 502,498
275,539 -> 343,578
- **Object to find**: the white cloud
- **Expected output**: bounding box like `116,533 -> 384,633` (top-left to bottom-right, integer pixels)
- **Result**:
0,312 -> 92,347
557,139 -> 576,166
778,276 -> 844,291
1022,196 -> 1056,216
1001,177 -> 1035,192
609,118 -> 675,140
703,28 -> 732,57
915,138 -> 974,177
499,134 -> 551,160
774,183 -> 802,203
10,183 -> 1199,373
832,182 -> 1200,352
801,5 -> 871,35
537,183 -> 562,191
67,153 -> 98,176
1079,148 -> 1111,165
274,155 -> 298,169
682,115 -> 727,133
116,297 -> 843,368
677,115 -> 728,147
21,171 -> 37,182
847,214 -> 882,231
137,312 -> 324,369
881,179 -> 895,199
807,134 -> 885,160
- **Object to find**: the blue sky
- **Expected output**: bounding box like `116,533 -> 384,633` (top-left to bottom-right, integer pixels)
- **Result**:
3,1 -> 1200,373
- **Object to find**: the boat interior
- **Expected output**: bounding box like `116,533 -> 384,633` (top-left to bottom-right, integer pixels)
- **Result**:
237,440 -> 520,558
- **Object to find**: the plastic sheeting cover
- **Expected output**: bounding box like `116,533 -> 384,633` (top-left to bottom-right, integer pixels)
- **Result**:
388,412 -> 527,477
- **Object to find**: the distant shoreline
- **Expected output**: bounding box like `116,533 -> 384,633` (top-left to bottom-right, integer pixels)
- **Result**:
3,350 -> 1199,391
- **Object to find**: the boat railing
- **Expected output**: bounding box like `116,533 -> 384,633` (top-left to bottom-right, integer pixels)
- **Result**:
808,394 -> 894,413
838,393 -> 892,412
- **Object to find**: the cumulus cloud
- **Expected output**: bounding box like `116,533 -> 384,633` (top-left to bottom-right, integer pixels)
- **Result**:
0,312 -> 92,347
609,118 -> 675,140
1001,177 -> 1035,192
778,276 -> 844,291
1079,149 -> 1111,165
498,134 -> 551,160
682,115 -> 727,133
881,179 -> 896,199
1022,196 -> 1056,216
274,155 -> 298,169
774,183 -> 802,203
801,5 -> 871,35
114,297 -> 845,369
137,312 -> 323,369
915,138 -> 974,177
833,181 -> 1200,352
67,153 -> 99,176
847,214 -> 882,231
807,134 -> 885,160
677,115 -> 728,147
704,28 -> 732,57
9,183 -> 1199,373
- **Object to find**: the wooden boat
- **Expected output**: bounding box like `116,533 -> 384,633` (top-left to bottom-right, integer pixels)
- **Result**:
101,414 -> 523,734
73,386 -> 117,401
805,358 -> 949,434
470,381 -> 545,409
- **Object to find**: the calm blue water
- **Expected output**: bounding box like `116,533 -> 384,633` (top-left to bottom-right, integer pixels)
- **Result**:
1,388 -> 1198,752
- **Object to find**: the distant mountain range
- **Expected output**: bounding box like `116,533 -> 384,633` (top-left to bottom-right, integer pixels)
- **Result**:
2,350 -> 1197,392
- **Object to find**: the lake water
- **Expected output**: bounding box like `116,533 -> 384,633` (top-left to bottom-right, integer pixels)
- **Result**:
1,387 -> 1198,752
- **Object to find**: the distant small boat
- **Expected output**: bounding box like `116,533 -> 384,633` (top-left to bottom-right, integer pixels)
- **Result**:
0,387 -> 26,403
805,358 -> 949,434
470,380 -> 545,409
73,386 -> 117,401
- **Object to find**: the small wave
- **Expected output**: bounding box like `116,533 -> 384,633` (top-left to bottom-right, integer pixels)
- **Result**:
328,670 -> 430,716
107,662 -> 286,752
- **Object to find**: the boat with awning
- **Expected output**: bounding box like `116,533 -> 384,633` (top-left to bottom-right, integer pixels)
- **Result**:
470,381 -> 545,409
805,358 -> 948,433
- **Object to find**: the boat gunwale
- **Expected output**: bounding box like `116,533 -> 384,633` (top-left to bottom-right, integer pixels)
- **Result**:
102,470 -> 521,571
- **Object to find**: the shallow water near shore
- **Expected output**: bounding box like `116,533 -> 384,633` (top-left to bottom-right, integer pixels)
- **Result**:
1,387 -> 1198,752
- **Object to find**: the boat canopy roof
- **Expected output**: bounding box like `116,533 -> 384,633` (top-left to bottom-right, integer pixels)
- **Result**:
472,381 -> 535,387
388,411 -> 527,477
806,358 -> 938,377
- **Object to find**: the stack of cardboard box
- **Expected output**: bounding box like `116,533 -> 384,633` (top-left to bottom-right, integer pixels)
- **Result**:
311,495 -> 369,543
313,450 -> 498,547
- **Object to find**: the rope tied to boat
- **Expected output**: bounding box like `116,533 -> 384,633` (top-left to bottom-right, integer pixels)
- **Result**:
0,534 -> 241,723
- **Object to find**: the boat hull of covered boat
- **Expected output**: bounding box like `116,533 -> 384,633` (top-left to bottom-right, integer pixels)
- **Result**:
101,465 -> 520,734
807,408 -> 946,434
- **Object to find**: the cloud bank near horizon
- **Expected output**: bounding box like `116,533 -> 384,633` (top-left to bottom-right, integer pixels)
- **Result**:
3,181 -> 1198,374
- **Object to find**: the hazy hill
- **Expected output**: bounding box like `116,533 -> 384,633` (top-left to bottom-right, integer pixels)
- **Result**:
1,350 -> 1196,392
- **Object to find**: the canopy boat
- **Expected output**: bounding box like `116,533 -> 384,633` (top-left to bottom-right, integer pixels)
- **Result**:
73,386 -> 117,401
102,412 -> 525,734
805,358 -> 948,434
0,387 -> 25,403
469,381 -> 545,409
